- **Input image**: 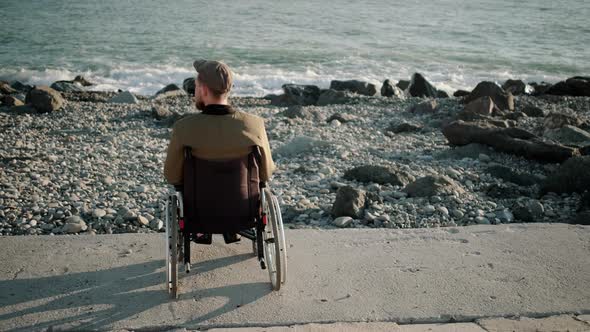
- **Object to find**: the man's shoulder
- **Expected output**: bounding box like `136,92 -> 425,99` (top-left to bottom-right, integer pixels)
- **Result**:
234,109 -> 264,123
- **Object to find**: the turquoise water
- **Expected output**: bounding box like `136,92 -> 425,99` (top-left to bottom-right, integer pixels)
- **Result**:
0,0 -> 588,96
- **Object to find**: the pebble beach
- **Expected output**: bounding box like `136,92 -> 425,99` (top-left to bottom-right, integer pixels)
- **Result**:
1,75 -> 589,236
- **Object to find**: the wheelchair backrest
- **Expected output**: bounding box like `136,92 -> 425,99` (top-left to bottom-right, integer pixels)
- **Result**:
182,146 -> 262,234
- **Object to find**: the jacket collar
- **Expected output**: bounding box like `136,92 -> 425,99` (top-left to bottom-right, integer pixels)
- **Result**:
202,104 -> 235,115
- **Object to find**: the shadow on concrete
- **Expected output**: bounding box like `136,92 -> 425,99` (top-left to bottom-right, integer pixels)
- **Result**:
0,253 -> 270,331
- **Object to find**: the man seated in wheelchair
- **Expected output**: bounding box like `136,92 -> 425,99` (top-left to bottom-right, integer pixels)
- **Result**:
163,59 -> 276,244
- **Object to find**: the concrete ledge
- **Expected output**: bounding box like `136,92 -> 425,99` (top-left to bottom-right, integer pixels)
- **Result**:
0,223 -> 589,331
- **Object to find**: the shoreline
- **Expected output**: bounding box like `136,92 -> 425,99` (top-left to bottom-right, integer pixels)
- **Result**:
0,75 -> 589,237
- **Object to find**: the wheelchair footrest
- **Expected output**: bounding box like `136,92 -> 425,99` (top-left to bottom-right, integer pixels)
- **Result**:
191,233 -> 212,245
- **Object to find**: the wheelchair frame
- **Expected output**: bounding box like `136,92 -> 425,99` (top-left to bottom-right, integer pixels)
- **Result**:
165,185 -> 287,299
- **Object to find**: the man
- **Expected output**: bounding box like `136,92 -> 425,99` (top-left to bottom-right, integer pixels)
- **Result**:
164,59 -> 276,242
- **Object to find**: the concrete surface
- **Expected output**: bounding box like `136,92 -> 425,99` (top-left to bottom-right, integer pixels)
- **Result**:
0,223 -> 589,331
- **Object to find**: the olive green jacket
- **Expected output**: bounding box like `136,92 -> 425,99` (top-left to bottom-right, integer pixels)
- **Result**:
163,106 -> 276,185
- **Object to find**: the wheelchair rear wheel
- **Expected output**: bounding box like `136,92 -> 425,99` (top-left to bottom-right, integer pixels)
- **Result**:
263,188 -> 287,290
166,195 -> 179,299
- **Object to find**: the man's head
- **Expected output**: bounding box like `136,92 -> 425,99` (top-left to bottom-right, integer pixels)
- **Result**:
193,59 -> 233,110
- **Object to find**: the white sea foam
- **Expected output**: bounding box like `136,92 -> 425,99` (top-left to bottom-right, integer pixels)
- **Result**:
0,63 -> 569,97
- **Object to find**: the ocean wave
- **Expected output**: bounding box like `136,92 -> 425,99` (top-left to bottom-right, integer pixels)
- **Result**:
0,63 -> 570,97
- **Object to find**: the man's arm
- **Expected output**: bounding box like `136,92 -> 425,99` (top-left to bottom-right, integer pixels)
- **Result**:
163,124 -> 184,185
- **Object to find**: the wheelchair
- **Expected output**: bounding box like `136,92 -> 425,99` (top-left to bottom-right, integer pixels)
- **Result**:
164,146 -> 287,299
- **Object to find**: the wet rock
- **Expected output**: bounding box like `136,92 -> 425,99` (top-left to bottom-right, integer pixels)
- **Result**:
403,175 -> 465,197
437,90 -> 450,98
183,77 -> 196,95
381,79 -> 404,98
330,80 -> 376,96
74,75 -> 93,86
316,89 -> 354,106
10,81 -> 33,93
271,84 -> 321,106
332,186 -> 366,218
464,81 -> 514,111
155,84 -> 182,96
396,80 -> 410,90
50,81 -> 83,92
408,73 -> 438,98
25,86 -> 65,113
343,165 -> 415,186
453,90 -> 471,97
502,79 -> 526,96
545,76 -> 590,97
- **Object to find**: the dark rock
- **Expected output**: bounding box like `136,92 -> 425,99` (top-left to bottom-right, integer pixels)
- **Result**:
61,91 -> 117,102
183,77 -> 196,96
343,165 -> 415,186
453,90 -> 471,97
486,165 -> 539,186
381,79 -> 404,98
7,104 -> 37,113
155,84 -> 182,96
263,94 -> 278,101
442,120 -> 579,163
50,81 -> 83,92
408,73 -> 438,98
407,99 -> 438,114
396,80 -> 410,90
463,96 -> 498,117
521,105 -> 545,117
512,200 -> 544,222
485,183 -> 532,199
464,81 -> 514,111
403,175 -> 465,197
316,89 -> 352,106
271,84 -> 321,106
435,143 -> 491,160
544,111 -> 584,130
581,145 -> 590,155
331,186 -> 366,218
25,86 -> 65,113
0,82 -> 17,94
387,121 -> 422,134
330,80 -> 376,96
530,82 -> 551,95
502,79 -> 526,96
74,75 -> 94,86
436,90 -> 449,98
10,81 -> 33,93
578,192 -> 590,212
545,76 -> 590,97
0,95 -> 24,107
542,156 -> 590,194
572,211 -> 590,225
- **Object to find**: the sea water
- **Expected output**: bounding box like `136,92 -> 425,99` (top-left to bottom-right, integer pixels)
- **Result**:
0,0 -> 588,96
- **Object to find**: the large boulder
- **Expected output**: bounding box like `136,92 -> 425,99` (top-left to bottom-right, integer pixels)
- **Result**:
183,77 -> 196,96
271,84 -> 321,106
545,76 -> 590,97
50,80 -> 84,92
544,125 -> 590,147
381,79 -> 404,98
529,82 -> 552,96
542,156 -> 590,194
402,175 -> 465,197
502,79 -> 526,95
155,83 -> 182,96
464,81 -> 514,111
396,80 -> 410,90
408,73 -> 437,98
453,90 -> 471,97
316,89 -> 353,106
108,91 -> 138,104
442,120 -> 579,163
331,186 -> 366,218
25,86 -> 65,113
10,81 -> 33,93
330,80 -> 376,96
74,75 -> 93,86
462,96 -> 498,117
343,165 -> 415,186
